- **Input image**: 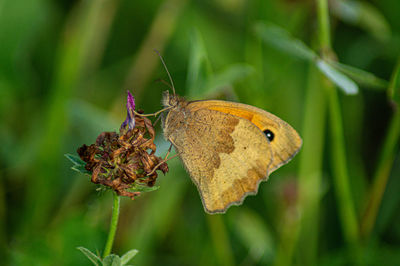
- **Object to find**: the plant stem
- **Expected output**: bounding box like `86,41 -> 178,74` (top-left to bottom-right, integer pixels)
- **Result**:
316,0 -> 331,49
327,85 -> 359,244
361,110 -> 400,237
103,192 -> 121,259
207,215 -> 235,266
316,0 -> 359,245
296,64 -> 327,265
361,57 -> 400,238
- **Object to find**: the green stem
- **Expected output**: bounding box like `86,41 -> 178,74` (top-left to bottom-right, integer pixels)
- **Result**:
327,86 -> 359,244
103,192 -> 121,259
296,64 -> 327,265
274,64 -> 327,266
316,0 -> 359,245
361,111 -> 400,237
316,0 -> 331,50
274,217 -> 300,266
361,57 -> 400,238
207,215 -> 235,266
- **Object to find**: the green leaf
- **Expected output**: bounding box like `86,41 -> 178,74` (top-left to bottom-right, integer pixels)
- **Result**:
128,184 -> 160,193
120,249 -> 139,265
332,0 -> 391,42
254,22 -> 317,61
77,247 -> 102,266
65,153 -> 91,175
103,254 -> 122,266
327,60 -> 388,90
316,59 -> 359,94
65,153 -> 85,166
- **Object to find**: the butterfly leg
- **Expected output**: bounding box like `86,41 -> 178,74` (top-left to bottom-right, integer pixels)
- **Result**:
147,144 -> 178,176
153,112 -> 164,127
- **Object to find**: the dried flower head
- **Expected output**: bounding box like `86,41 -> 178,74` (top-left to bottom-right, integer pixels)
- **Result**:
77,91 -> 168,199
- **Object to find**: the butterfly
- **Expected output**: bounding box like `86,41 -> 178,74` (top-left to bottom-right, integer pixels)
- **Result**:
161,90 -> 302,213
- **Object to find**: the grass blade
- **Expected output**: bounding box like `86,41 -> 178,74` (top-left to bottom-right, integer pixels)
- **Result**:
316,59 -> 359,95
327,60 -> 388,90
254,22 -> 317,61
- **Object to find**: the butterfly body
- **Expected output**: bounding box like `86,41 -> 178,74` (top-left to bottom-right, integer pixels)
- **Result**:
161,91 -> 302,214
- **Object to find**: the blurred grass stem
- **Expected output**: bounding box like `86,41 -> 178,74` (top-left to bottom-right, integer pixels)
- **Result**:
207,215 -> 235,266
327,84 -> 359,244
103,193 -> 121,259
317,0 -> 359,245
27,0 -> 118,231
274,64 -> 327,266
296,64 -> 327,265
317,0 -> 331,49
361,57 -> 400,238
122,0 -> 186,101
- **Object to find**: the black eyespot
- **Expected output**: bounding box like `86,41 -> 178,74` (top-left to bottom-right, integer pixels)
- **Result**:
263,129 -> 274,141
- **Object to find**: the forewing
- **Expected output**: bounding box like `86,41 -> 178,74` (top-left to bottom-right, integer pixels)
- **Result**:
189,100 -> 302,173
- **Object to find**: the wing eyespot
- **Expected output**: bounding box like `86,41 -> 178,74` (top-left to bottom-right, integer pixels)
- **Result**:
263,129 -> 275,142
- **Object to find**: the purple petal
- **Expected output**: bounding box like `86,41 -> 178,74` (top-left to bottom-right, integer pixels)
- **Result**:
127,90 -> 135,111
120,90 -> 136,131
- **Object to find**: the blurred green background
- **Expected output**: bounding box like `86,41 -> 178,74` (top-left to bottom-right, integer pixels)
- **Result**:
1,0 -> 400,265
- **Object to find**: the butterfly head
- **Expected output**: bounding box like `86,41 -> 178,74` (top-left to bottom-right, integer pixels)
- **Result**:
162,90 -> 187,109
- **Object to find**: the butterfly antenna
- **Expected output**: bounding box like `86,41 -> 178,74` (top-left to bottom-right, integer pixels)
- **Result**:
154,49 -> 176,95
155,78 -> 174,91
